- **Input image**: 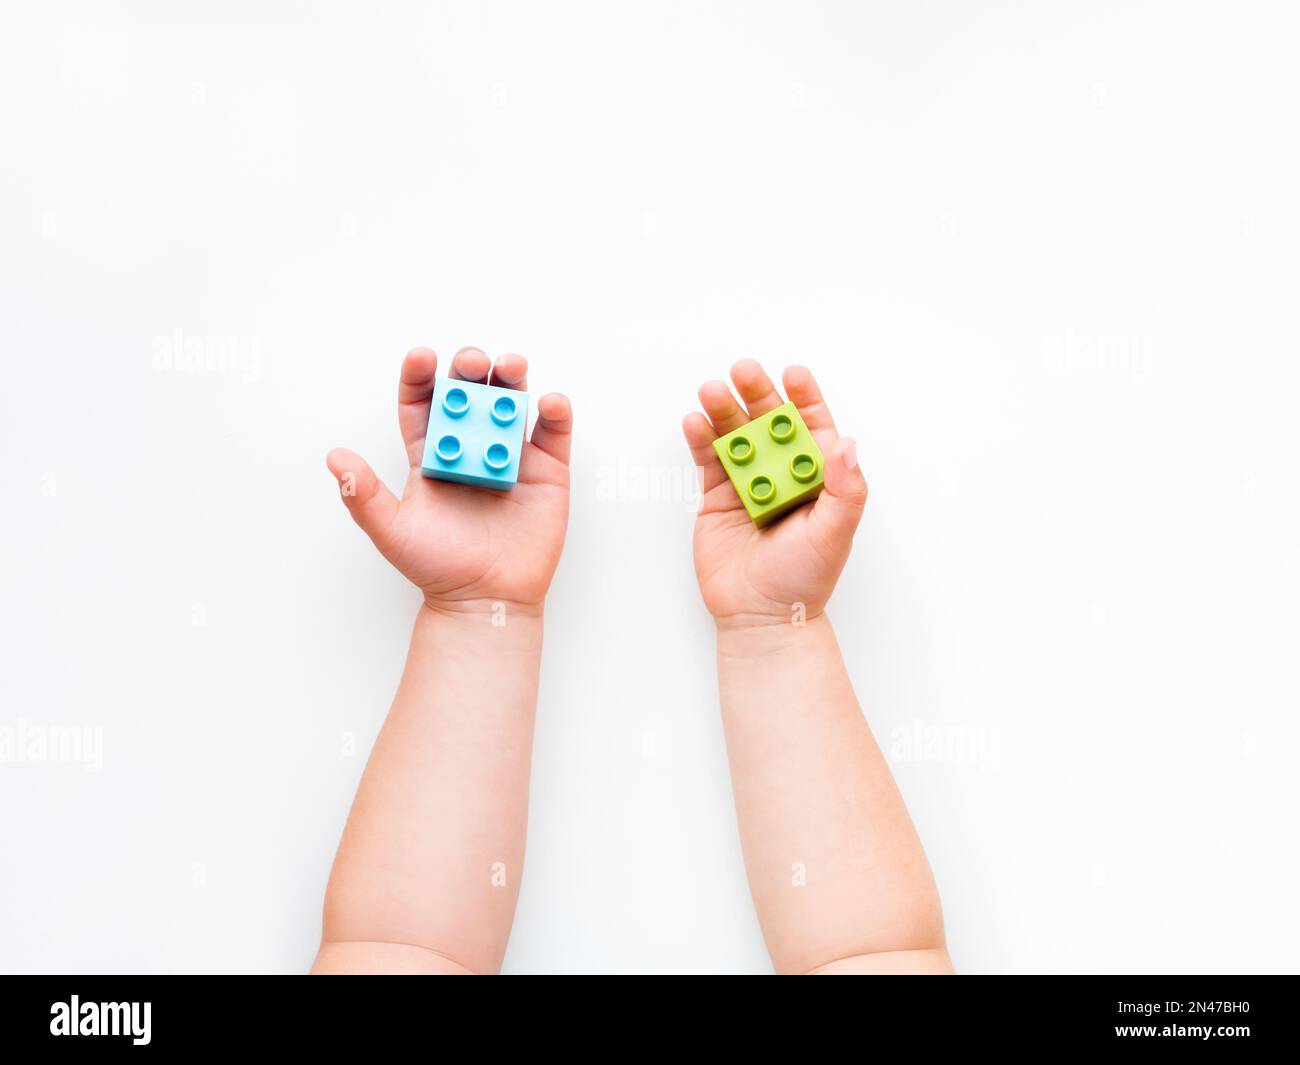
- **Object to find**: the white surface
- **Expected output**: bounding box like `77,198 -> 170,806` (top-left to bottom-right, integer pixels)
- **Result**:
1,1 -> 1297,975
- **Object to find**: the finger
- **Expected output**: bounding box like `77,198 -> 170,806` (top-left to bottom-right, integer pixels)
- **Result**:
730,358 -> 784,419
809,437 -> 867,548
528,392 -> 573,466
698,380 -> 749,435
398,347 -> 439,466
450,346 -> 491,383
682,412 -> 729,494
326,448 -> 403,560
782,364 -> 837,434
488,353 -> 528,391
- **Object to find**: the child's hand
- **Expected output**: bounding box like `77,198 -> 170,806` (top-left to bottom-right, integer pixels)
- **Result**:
327,347 -> 572,613
682,361 -> 867,627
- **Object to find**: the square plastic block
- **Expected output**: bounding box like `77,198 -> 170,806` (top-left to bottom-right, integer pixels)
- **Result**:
420,377 -> 529,489
712,401 -> 824,526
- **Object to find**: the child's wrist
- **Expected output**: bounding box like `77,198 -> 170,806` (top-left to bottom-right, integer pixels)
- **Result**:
714,610 -> 832,659
421,595 -> 545,622
417,597 -> 546,649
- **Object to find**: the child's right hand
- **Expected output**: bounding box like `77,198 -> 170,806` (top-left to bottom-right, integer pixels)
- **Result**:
682,361 -> 868,628
326,347 -> 573,615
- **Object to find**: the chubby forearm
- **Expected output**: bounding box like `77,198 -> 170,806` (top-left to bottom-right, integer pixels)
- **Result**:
313,601 -> 544,974
716,614 -> 949,974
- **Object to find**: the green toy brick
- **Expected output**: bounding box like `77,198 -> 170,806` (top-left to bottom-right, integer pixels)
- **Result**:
712,401 -> 824,526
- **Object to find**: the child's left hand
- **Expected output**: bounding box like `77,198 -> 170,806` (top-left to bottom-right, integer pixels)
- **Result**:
326,347 -> 573,613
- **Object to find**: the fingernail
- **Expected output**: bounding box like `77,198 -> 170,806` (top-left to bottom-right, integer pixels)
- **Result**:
842,439 -> 858,471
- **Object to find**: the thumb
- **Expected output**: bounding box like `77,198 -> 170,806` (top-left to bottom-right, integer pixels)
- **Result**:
326,448 -> 402,557
812,437 -> 868,544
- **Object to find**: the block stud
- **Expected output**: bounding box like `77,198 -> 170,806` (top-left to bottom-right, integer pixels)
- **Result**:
443,386 -> 470,418
727,435 -> 755,464
483,441 -> 511,471
789,452 -> 819,483
768,412 -> 795,443
748,475 -> 776,504
491,394 -> 519,426
435,434 -> 462,463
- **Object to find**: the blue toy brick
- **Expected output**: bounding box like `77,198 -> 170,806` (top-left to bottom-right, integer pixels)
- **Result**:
420,377 -> 528,489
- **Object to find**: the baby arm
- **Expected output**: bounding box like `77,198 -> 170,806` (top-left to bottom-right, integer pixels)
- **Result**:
313,347 -> 572,974
716,617 -> 951,974
683,360 -> 950,974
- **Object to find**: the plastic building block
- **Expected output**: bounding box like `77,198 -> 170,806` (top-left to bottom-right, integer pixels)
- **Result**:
712,401 -> 824,526
420,377 -> 529,489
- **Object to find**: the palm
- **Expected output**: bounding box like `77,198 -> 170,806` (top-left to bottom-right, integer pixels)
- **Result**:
693,425 -> 843,620
683,362 -> 866,625
389,446 -> 568,605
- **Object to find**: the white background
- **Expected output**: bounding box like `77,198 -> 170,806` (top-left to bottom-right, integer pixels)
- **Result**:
2,1 -> 1297,975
